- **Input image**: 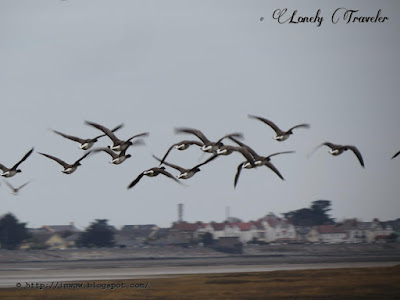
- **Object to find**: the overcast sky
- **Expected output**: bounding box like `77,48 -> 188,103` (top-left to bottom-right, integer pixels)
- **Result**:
0,0 -> 399,229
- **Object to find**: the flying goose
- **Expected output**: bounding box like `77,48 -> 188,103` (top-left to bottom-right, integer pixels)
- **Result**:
229,137 -> 294,187
3,180 -> 31,195
0,148 -> 34,178
229,137 -> 294,169
153,154 -> 218,179
313,142 -> 365,167
38,151 -> 91,174
85,121 -> 149,152
52,123 -> 123,150
215,145 -> 256,167
158,140 -> 204,166
127,167 -> 181,189
175,127 -> 242,153
248,115 -> 310,141
91,140 -> 144,165
392,150 -> 400,159
92,147 -> 131,165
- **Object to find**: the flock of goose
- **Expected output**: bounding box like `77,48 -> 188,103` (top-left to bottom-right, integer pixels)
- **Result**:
1,115 -> 399,194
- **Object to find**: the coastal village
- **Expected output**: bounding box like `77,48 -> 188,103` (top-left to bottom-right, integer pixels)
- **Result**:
19,210 -> 399,251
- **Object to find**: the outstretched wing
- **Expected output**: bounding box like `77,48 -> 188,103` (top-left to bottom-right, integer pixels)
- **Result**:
234,162 -> 245,188
248,115 -> 281,134
152,155 -> 186,173
53,130 -> 85,143
126,132 -> 149,142
127,173 -> 145,189
93,147 -> 117,159
12,147 -> 34,170
92,123 -> 124,140
3,180 -> 15,190
264,161 -> 284,180
85,121 -> 121,143
287,123 -> 310,132
39,152 -> 68,168
265,151 -> 295,160
17,181 -> 31,190
392,150 -> 400,159
75,151 -> 92,164
215,133 -> 243,144
193,154 -> 219,169
157,168 -> 182,184
344,145 -> 365,167
158,145 -> 176,166
159,140 -> 203,166
175,128 -> 210,144
0,163 -> 8,172
228,137 -> 259,158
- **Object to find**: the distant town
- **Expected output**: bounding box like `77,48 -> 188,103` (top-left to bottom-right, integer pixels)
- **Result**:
0,200 -> 398,252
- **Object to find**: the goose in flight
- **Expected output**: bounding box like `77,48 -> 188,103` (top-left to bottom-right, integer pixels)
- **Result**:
85,121 -> 149,152
175,127 -> 242,153
3,180 -> 31,195
0,148 -> 34,178
92,147 -> 131,165
38,151 -> 91,174
153,154 -> 218,179
52,123 -> 123,150
229,137 -> 294,187
248,115 -> 310,141
127,167 -> 181,189
158,140 -> 204,166
215,145 -> 256,167
91,139 -> 144,165
312,142 -> 365,167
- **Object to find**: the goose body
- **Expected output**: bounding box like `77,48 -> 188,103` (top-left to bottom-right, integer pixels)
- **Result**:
175,127 -> 242,153
314,142 -> 365,167
229,137 -> 294,187
53,124 -> 123,150
39,151 -> 91,174
3,180 -> 31,195
0,148 -> 34,178
127,167 -> 181,189
85,121 -> 148,152
153,154 -> 218,180
92,147 -> 133,165
248,115 -> 309,141
216,145 -> 256,167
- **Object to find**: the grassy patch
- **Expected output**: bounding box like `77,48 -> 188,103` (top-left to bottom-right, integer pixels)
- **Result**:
0,266 -> 399,299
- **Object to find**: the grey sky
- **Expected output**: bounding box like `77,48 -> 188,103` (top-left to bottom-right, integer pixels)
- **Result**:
0,0 -> 399,229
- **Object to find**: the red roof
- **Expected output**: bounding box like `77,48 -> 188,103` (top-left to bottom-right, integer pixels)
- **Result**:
173,222 -> 203,231
317,225 -> 346,234
236,222 -> 254,231
210,222 -> 227,231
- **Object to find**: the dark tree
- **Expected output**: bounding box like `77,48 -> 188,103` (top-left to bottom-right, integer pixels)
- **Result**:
201,232 -> 214,246
0,213 -> 31,250
77,219 -> 115,248
283,200 -> 335,226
